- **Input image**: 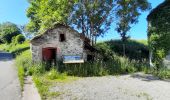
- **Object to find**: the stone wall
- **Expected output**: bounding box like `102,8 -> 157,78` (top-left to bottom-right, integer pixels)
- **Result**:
31,26 -> 85,62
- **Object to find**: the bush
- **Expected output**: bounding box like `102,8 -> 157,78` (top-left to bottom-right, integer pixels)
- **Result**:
156,69 -> 170,79
27,63 -> 46,76
46,68 -> 67,80
14,34 -> 25,44
96,39 -> 149,60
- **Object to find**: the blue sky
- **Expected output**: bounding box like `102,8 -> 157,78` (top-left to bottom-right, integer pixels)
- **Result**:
0,0 -> 164,41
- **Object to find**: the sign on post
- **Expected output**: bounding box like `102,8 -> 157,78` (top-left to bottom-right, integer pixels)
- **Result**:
63,55 -> 84,63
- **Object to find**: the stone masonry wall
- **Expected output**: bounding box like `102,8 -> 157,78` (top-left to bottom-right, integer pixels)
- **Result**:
31,26 -> 85,62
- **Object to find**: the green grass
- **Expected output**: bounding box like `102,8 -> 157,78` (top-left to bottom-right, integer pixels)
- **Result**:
33,70 -> 77,100
0,41 -> 30,56
17,65 -> 25,91
15,50 -> 32,90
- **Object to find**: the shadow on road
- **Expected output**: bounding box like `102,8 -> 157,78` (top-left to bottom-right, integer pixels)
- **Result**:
130,72 -> 170,82
0,52 -> 13,61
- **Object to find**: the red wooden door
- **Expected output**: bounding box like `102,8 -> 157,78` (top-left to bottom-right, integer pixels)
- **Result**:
42,48 -> 57,61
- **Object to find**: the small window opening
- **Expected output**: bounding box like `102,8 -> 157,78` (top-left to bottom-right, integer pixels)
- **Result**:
87,55 -> 94,61
60,34 -> 66,42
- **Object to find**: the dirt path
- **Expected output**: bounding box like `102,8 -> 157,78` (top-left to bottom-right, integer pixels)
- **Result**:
51,73 -> 170,100
0,60 -> 21,100
22,76 -> 41,100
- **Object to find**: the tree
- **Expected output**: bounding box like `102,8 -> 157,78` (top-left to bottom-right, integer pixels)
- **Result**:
114,0 -> 151,56
26,0 -> 151,47
0,22 -> 22,44
26,0 -> 77,33
26,0 -> 113,45
69,0 -> 114,45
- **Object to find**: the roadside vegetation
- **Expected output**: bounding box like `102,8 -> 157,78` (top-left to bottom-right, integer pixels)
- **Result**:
15,49 -> 77,99
0,41 -> 29,55
1,36 -> 170,99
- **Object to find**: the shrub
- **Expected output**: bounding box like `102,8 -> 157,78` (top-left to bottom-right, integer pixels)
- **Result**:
96,39 -> 149,60
14,34 -> 25,44
28,63 -> 46,76
156,69 -> 170,79
46,68 -> 67,80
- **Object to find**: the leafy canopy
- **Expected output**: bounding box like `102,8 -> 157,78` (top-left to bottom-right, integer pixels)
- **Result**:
69,0 -> 113,44
26,0 -> 77,33
0,22 -> 22,44
115,0 -> 151,42
26,0 -> 151,44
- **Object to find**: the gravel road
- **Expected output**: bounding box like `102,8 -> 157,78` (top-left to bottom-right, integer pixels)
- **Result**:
51,73 -> 170,100
0,55 -> 21,100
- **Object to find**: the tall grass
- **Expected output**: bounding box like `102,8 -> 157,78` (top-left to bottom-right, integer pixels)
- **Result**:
0,41 -> 30,56
16,50 -> 31,90
57,55 -> 149,77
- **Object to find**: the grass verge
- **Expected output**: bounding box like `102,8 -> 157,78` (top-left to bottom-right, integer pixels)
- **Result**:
33,69 -> 78,100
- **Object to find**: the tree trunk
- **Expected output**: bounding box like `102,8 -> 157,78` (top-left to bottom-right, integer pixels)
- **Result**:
123,43 -> 126,57
149,51 -> 154,67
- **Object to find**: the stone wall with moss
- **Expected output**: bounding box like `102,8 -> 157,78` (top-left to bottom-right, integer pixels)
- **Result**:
147,0 -> 170,67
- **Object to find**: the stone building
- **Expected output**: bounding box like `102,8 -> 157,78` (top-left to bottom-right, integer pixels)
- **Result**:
30,24 -> 95,64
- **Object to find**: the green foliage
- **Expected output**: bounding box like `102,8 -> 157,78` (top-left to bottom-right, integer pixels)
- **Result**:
0,41 -> 30,56
147,0 -> 170,68
26,0 -> 151,45
58,55 -> 149,76
33,76 -> 49,100
45,68 -> 67,80
14,34 -> 25,44
95,42 -> 114,61
15,50 -> 31,90
17,65 -> 25,91
115,0 -> 151,42
33,74 -> 67,100
0,22 -> 22,43
96,39 -> 149,60
16,50 -> 32,72
156,69 -> 170,79
61,62 -> 107,76
26,0 -> 77,32
70,0 -> 113,44
27,63 -> 46,76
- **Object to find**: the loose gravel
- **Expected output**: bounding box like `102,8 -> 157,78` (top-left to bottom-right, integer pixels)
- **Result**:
50,73 -> 170,100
